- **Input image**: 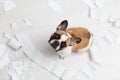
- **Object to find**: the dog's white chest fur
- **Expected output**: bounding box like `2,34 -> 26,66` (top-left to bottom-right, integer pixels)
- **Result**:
57,46 -> 72,58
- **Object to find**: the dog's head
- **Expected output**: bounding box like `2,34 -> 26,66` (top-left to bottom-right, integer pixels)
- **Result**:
48,20 -> 81,52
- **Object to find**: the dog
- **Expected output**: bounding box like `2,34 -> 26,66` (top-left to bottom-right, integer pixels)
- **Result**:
48,20 -> 93,59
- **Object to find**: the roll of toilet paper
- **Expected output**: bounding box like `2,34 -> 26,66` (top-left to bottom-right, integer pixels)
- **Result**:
7,38 -> 22,50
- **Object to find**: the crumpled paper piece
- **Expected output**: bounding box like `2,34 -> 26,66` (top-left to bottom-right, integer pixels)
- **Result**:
8,60 -> 37,80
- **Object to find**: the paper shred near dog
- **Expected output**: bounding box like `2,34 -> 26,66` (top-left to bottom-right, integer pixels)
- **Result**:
23,18 -> 32,27
96,37 -> 110,49
103,31 -> 115,44
115,19 -> 120,27
48,0 -> 61,12
70,71 -> 88,80
0,53 -> 10,69
109,27 -> 120,37
83,0 -> 104,8
8,61 -> 37,80
89,8 -> 110,22
3,22 -> 17,40
82,0 -> 97,8
99,11 -> 110,22
10,22 -> 16,28
88,61 -> 100,70
61,70 -> 77,80
89,8 -> 101,20
95,0 -> 104,8
51,62 -> 66,77
3,0 -> 16,12
109,26 -> 120,45
0,1 -> 4,14
8,67 -> 21,80
3,33 -> 22,51
10,22 -> 17,38
0,44 -> 10,69
7,38 -> 22,50
3,32 -> 13,40
79,62 -> 97,78
40,56 -> 56,71
10,22 -> 17,34
15,33 -> 34,51
115,36 -> 120,45
108,14 -> 119,23
88,43 -> 103,65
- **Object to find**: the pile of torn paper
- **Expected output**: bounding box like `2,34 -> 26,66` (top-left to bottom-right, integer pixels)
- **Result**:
0,0 -> 16,13
8,60 -> 37,80
82,0 -> 113,22
82,0 -> 120,47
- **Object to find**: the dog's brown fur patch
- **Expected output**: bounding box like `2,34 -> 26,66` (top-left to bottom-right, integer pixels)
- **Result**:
66,27 -> 91,52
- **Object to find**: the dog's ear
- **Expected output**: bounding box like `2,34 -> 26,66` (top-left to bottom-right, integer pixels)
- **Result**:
70,37 -> 81,46
57,20 -> 68,31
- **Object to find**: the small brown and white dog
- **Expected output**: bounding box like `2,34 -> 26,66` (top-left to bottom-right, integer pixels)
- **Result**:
48,20 -> 93,59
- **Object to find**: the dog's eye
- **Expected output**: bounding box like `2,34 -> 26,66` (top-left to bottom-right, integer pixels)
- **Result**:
54,33 -> 60,39
60,42 -> 66,48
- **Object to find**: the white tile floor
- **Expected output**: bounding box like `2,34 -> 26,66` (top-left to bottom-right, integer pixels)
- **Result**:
1,0 -> 120,80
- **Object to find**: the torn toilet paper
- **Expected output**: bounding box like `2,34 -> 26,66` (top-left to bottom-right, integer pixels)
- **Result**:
104,31 -> 115,44
109,27 -> 120,37
79,62 -> 97,78
115,19 -> 120,27
48,0 -> 61,12
7,38 -> 22,50
23,18 -> 32,27
95,0 -> 104,8
89,8 -> 110,22
70,71 -> 88,80
89,8 -> 101,20
82,0 -> 96,8
115,36 -> 120,45
109,14 -> 119,22
3,31 -> 14,40
61,70 -> 77,80
0,44 -> 10,69
51,62 -> 66,77
3,22 -> 22,50
3,32 -> 22,50
82,0 -> 104,8
8,60 -> 37,80
3,0 -> 16,11
0,1 -> 4,14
